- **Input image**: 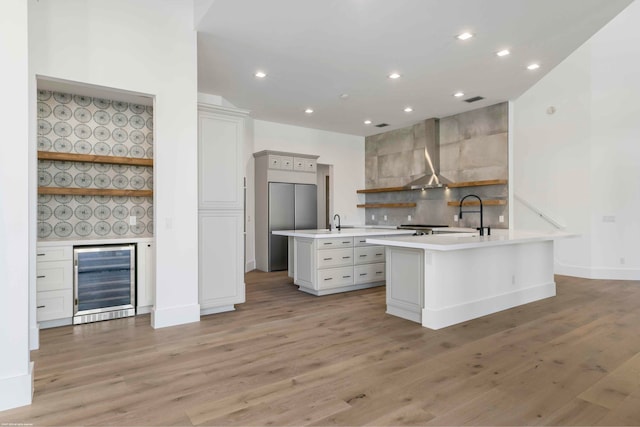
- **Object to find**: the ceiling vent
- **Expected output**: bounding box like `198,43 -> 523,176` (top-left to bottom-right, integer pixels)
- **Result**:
464,96 -> 485,103
375,123 -> 389,128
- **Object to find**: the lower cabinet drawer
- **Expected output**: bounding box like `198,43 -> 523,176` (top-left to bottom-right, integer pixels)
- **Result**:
354,263 -> 386,284
317,247 -> 353,268
317,266 -> 354,289
36,260 -> 72,292
36,246 -> 72,262
317,237 -> 353,249
36,289 -> 73,322
354,246 -> 385,264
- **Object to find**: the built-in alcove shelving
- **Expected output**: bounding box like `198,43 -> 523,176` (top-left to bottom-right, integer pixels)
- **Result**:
37,150 -> 154,198
447,199 -> 507,207
356,179 -> 507,194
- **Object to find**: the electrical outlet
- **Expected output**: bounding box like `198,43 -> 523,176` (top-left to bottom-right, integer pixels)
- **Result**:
384,215 -> 388,221
499,215 -> 504,223
129,216 -> 137,226
371,214 -> 375,220
454,214 -> 458,222
408,215 -> 412,221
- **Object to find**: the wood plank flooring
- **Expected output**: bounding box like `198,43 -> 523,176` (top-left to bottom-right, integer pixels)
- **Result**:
2,272 -> 640,425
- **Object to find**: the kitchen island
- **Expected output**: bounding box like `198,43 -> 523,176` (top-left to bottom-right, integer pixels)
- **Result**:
272,228 -> 414,295
366,229 -> 572,329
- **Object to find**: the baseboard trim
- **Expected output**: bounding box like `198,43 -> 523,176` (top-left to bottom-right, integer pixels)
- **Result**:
136,306 -> 153,315
298,281 -> 384,296
422,281 -> 556,330
151,303 -> 200,329
30,326 -> 39,351
0,362 -> 33,411
200,305 -> 235,316
245,259 -> 256,272
386,305 -> 421,323
555,262 -> 640,280
39,318 -> 73,330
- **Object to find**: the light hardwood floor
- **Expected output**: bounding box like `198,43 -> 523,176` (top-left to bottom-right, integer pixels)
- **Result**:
3,272 -> 640,426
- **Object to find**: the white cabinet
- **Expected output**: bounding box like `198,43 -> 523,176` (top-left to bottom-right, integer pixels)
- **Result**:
198,103 -> 248,315
199,211 -> 245,313
198,104 -> 246,210
136,241 -> 155,313
36,245 -> 72,325
385,247 -> 424,323
294,236 -> 388,296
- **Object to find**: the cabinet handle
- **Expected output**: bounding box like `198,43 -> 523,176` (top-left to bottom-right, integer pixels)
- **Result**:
324,277 -> 333,281
323,242 -> 332,245
359,273 -> 367,276
37,305 -> 45,309
323,258 -> 332,261
343,275 -> 351,278
37,275 -> 46,279
360,254 -> 367,257
37,253 -> 45,257
342,241 -> 350,244
342,256 -> 350,259
376,271 -> 383,274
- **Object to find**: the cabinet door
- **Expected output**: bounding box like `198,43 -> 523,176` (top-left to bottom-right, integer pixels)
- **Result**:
137,241 -> 155,308
199,211 -> 245,309
198,110 -> 244,210
36,260 -> 72,292
36,289 -> 73,322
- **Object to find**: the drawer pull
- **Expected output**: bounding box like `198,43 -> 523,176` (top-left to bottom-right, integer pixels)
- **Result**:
359,273 -> 367,276
376,271 -> 383,274
342,241 -> 350,244
37,253 -> 45,256
37,305 -> 45,309
37,275 -> 46,279
376,253 -> 383,256
342,275 -> 351,278
360,254 -> 367,257
323,257 -> 333,261
342,256 -> 350,259
324,277 -> 333,281
323,242 -> 333,245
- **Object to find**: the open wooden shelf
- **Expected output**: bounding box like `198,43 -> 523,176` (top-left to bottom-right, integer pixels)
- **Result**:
357,186 -> 411,194
38,187 -> 153,198
356,203 -> 416,209
447,199 -> 506,207
446,179 -> 508,188
357,179 -> 507,193
38,151 -> 153,167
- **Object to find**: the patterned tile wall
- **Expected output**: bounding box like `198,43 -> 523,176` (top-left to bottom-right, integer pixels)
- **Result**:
37,90 -> 154,240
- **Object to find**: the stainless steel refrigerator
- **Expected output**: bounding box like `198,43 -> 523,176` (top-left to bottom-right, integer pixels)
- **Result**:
269,182 -> 317,271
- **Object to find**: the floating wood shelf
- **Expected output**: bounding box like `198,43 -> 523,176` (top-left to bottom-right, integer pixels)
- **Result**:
357,186 -> 411,194
357,179 -> 507,193
446,179 -> 508,188
356,203 -> 417,209
447,199 -> 506,207
38,187 -> 153,198
38,151 -> 153,167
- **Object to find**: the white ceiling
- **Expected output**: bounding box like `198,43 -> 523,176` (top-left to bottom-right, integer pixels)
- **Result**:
197,0 -> 633,137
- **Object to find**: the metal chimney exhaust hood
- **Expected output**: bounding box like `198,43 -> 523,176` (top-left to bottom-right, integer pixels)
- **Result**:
406,118 -> 451,190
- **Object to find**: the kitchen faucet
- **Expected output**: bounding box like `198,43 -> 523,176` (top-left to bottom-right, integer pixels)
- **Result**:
333,214 -> 341,231
459,194 -> 491,236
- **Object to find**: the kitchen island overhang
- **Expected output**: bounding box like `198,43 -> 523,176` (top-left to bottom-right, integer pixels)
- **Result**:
366,230 -> 573,330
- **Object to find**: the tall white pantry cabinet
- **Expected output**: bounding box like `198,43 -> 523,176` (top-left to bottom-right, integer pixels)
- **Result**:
197,103 -> 248,315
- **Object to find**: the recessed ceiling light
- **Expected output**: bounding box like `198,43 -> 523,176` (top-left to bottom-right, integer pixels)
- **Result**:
527,63 -> 540,70
254,71 -> 267,78
364,120 -> 372,125
404,107 -> 413,113
457,32 -> 474,41
388,72 -> 401,79
453,91 -> 465,98
496,49 -> 511,57
340,93 -> 349,100
304,108 -> 314,114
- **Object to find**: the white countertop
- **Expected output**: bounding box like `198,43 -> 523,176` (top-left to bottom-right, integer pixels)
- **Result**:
366,229 -> 574,251
37,236 -> 154,247
272,228 -> 415,239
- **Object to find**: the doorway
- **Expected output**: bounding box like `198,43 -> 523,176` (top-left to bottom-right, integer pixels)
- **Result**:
316,164 -> 332,230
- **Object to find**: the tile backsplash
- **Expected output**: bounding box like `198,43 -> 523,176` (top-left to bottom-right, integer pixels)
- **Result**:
37,90 -> 154,240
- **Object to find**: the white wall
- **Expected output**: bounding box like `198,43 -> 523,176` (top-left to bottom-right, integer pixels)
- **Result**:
245,120 -> 365,270
513,0 -> 640,280
29,0 -> 200,327
0,0 -> 33,411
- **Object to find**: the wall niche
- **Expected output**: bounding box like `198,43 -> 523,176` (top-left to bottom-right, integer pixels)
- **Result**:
37,89 -> 154,240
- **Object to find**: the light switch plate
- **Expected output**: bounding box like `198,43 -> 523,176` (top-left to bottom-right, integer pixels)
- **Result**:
454,215 -> 458,222
408,215 -> 412,221
129,216 -> 137,226
499,215 -> 504,223
384,215 -> 387,221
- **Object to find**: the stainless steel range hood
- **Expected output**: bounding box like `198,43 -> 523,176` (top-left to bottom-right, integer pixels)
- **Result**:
406,118 -> 451,190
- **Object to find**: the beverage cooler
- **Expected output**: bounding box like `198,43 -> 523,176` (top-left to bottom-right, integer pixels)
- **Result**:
73,244 -> 136,324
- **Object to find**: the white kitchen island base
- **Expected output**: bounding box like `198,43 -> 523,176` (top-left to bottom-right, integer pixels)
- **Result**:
370,230 -> 569,330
